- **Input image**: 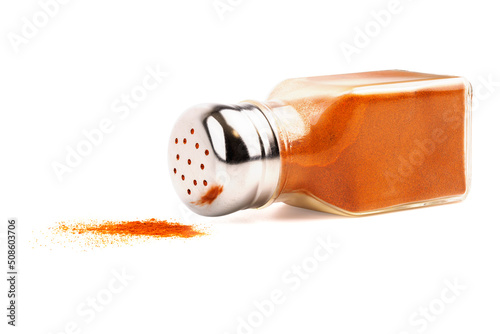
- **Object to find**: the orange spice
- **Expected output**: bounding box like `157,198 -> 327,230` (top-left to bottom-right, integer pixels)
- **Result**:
63,218 -> 205,238
268,70 -> 471,214
192,184 -> 224,206
34,218 -> 208,249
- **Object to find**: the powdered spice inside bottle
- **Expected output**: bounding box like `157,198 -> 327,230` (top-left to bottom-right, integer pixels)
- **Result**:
169,70 -> 471,216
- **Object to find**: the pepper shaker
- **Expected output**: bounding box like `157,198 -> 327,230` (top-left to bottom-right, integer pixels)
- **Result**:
168,70 -> 471,216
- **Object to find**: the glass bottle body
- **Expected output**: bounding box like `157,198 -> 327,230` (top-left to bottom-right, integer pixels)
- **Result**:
257,70 -> 472,216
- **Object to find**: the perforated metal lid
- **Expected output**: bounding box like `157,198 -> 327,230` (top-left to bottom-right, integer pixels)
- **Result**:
168,102 -> 281,216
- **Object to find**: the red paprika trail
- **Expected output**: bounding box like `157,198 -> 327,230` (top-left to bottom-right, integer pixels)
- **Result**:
33,218 -> 208,249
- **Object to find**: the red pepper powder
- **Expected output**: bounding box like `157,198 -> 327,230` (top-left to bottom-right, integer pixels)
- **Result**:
192,184 -> 224,206
64,218 -> 205,238
269,70 -> 470,214
35,218 -> 208,249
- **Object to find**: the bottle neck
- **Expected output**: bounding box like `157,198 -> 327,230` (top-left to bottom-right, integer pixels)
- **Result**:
244,100 -> 301,207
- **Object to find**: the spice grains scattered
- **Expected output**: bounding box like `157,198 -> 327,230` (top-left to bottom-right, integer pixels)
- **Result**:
35,218 -> 207,249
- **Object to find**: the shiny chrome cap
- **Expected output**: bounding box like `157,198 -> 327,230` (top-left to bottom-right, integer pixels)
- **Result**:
168,102 -> 281,216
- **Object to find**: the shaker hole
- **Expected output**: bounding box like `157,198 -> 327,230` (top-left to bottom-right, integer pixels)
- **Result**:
200,164 -> 205,170
187,159 -> 191,165
183,138 -> 187,144
176,154 -> 180,160
187,189 -> 191,195
181,175 -> 185,181
203,180 -> 208,186
190,128 -> 195,135
195,143 -> 199,149
205,150 -> 209,156
173,168 -> 177,174
175,138 -> 178,144
193,180 -> 197,186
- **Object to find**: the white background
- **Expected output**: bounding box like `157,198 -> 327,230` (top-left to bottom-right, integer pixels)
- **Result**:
1,0 -> 499,333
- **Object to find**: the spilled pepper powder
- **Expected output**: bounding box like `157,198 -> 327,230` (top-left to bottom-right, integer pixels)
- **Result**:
34,218 -> 208,249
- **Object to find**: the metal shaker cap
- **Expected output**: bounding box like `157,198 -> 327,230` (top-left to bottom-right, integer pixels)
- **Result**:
168,102 -> 281,216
